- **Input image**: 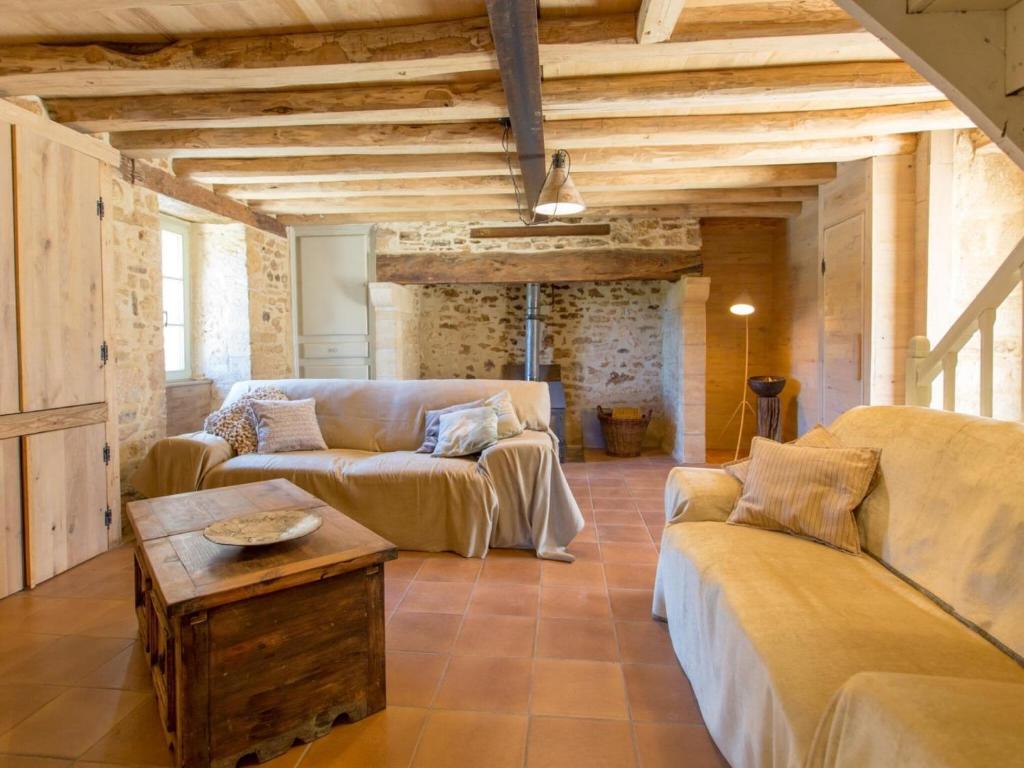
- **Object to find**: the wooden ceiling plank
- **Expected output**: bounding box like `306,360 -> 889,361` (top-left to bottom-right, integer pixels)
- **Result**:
120,157 -> 285,237
46,61 -> 941,133
0,13 -> 892,98
376,248 -> 702,284
109,104 -> 961,160
484,0 -> 546,213
638,0 -> 688,44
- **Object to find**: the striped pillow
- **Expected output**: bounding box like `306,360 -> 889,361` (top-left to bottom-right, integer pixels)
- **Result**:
723,424 -> 841,484
727,437 -> 880,553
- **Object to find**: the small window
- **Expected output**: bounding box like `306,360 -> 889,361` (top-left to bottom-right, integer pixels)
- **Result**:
161,216 -> 191,381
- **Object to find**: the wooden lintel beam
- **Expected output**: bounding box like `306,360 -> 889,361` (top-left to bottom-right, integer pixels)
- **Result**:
120,157 -> 286,237
637,0 -> 687,43
470,224 -> 611,238
376,248 -> 702,284
485,0 -> 546,213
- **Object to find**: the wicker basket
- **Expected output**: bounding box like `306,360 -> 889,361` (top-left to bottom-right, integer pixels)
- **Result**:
597,406 -> 653,457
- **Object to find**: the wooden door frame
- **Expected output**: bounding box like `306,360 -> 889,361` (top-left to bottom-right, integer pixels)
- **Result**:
288,224 -> 377,380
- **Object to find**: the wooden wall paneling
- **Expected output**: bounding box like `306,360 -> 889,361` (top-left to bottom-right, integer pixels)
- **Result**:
1,438 -> 24,598
14,126 -> 106,412
99,163 -> 120,544
0,121 -> 17,416
0,402 -> 107,440
23,422 -> 109,586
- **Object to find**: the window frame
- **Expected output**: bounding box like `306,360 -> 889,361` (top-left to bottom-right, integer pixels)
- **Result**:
160,215 -> 193,382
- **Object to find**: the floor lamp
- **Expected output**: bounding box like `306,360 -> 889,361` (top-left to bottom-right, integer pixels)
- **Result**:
724,296 -> 757,461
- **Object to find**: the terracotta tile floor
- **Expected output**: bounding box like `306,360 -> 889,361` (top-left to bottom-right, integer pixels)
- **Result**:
0,451 -> 729,768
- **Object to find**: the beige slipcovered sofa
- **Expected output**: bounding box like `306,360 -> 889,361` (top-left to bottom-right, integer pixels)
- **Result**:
653,406 -> 1024,768
133,378 -> 584,561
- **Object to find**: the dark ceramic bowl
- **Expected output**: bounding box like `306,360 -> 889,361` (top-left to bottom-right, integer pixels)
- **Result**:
748,376 -> 786,397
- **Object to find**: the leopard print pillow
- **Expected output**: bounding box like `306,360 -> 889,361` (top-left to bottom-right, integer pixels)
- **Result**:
203,386 -> 288,454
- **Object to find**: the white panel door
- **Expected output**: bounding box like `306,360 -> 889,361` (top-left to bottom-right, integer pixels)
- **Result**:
821,214 -> 866,424
293,229 -> 374,379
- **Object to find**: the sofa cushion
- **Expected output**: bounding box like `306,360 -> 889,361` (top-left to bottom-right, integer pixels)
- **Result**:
250,398 -> 328,453
830,406 -> 1024,659
433,406 -> 499,457
652,522 -> 1024,768
724,424 -> 841,484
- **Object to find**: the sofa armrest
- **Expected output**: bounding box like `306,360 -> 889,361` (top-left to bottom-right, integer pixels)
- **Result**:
808,672 -> 1024,768
664,467 -> 741,526
130,431 -> 234,498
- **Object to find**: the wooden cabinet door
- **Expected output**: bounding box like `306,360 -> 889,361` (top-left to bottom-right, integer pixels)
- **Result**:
822,214 -> 866,425
23,423 -> 108,586
0,122 -> 17,416
0,437 -> 23,598
14,127 -> 105,412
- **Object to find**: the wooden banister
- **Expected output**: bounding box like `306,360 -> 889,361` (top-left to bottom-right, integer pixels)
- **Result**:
906,233 -> 1024,411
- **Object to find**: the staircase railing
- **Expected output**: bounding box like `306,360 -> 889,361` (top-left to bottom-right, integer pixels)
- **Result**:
905,234 -> 1024,416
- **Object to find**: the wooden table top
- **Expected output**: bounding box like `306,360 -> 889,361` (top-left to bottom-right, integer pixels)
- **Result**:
127,479 -> 397,616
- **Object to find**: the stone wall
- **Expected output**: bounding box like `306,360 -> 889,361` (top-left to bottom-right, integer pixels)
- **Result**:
110,177 -> 165,499
245,228 -> 294,379
415,281 -> 671,449
375,215 -> 702,451
191,223 -> 252,404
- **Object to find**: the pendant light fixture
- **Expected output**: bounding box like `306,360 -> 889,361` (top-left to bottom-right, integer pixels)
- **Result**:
534,150 -> 586,218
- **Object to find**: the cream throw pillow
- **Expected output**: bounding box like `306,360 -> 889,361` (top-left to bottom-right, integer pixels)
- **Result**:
486,390 -> 524,440
727,437 -> 880,554
249,398 -> 328,454
723,424 -> 841,484
433,407 -> 499,458
203,385 -> 288,454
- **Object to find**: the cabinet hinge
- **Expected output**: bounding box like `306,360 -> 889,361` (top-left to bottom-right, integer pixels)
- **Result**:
96,196 -> 105,220
103,507 -> 113,528
821,259 -> 827,276
103,442 -> 111,465
100,341 -> 109,366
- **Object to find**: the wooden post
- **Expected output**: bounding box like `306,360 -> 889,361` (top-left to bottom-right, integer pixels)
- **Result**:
905,335 -> 932,406
978,307 -> 996,418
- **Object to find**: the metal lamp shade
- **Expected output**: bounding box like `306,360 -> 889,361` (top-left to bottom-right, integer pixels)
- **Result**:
534,152 -> 586,217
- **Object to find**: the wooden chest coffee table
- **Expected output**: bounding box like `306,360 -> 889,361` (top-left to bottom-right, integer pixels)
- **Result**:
126,479 -> 397,768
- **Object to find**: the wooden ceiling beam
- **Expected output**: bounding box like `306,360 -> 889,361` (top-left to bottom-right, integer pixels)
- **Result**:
0,14 -> 892,98
120,157 -> 285,237
45,81 -> 508,133
277,201 -> 804,225
199,162 -> 838,191
637,0 -> 688,44
213,164 -> 837,199
109,104 -> 958,160
45,62 -> 939,133
484,0 -> 546,212
170,136 -> 909,184
249,188 -> 817,215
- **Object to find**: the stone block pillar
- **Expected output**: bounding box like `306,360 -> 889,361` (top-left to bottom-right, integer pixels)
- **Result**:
369,282 -> 420,380
662,277 -> 710,463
